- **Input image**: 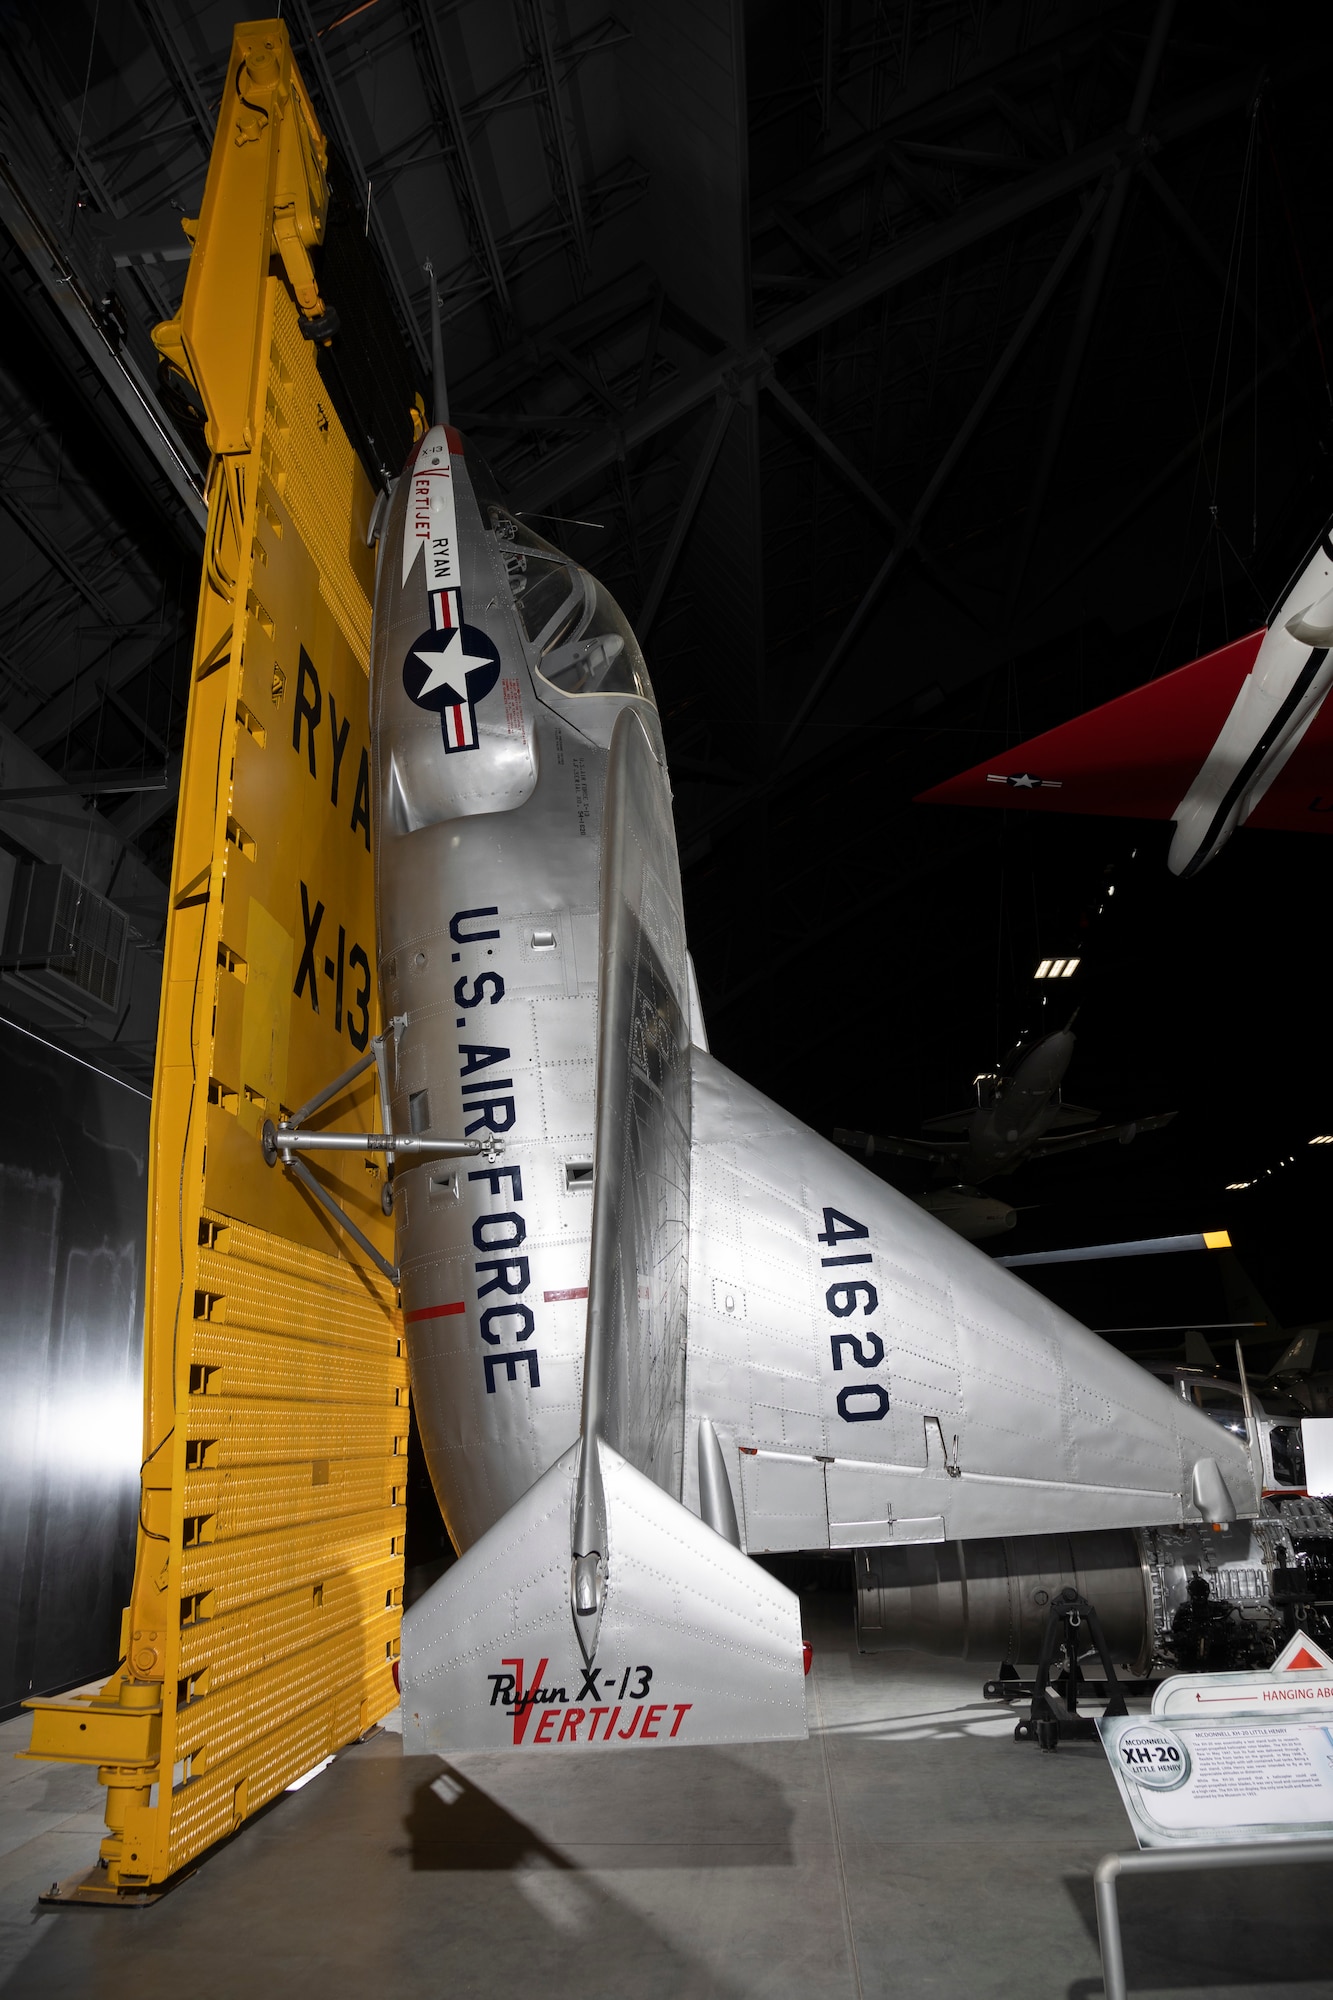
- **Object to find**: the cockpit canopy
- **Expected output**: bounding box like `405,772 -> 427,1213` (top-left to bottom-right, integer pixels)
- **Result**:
490,509 -> 656,706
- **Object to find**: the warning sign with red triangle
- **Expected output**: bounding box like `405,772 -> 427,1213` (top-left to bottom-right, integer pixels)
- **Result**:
1272,1629 -> 1333,1673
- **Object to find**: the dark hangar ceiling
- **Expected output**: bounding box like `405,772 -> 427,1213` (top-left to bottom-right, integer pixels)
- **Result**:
2,0 -> 1331,1317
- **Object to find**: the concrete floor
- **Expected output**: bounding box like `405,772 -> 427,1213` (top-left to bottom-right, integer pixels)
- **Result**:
3,1593 -> 1332,2000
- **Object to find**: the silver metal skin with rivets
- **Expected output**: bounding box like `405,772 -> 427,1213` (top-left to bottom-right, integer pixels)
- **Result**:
368,425 -> 1257,1756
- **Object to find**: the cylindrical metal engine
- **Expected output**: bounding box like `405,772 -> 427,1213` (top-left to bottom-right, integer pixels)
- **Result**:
854,1518 -> 1302,1674
855,1531 -> 1152,1671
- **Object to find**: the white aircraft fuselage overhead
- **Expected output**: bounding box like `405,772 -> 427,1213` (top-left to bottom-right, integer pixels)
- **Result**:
1169,529 -> 1333,875
370,425 -> 1257,1757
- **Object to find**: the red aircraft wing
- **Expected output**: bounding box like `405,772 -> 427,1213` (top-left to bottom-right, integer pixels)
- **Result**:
915,631 -> 1264,822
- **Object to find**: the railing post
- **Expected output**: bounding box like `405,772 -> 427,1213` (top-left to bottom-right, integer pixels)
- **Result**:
1093,1854 -> 1126,2000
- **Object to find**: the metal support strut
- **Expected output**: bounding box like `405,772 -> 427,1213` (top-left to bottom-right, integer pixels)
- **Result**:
260,1020 -> 501,1284
1012,1587 -> 1128,1750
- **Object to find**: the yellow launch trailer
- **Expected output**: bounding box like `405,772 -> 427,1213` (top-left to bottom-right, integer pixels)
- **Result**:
21,21 -> 412,1901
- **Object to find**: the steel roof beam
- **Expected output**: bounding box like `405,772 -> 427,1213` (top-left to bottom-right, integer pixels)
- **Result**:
771,185 -> 1109,762
284,0 -> 429,376
638,395 -> 735,637
105,749 -> 181,842
129,0 -> 215,151
1003,0 -> 1179,617
514,0 -> 589,273
759,373 -> 987,628
0,164 -> 207,538
1141,158 -> 1271,356
750,26 -> 1109,234
512,65 -> 1262,514
0,488 -> 125,626
405,0 -> 513,319
24,624 -> 187,760
1029,292 -> 1333,617
95,675 -> 171,759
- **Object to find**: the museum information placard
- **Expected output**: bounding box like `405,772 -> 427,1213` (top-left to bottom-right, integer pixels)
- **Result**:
1100,1634 -> 1333,1847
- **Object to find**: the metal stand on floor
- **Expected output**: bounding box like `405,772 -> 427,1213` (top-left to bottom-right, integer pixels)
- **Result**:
1012,1587 -> 1128,1749
1093,1841 -> 1333,2000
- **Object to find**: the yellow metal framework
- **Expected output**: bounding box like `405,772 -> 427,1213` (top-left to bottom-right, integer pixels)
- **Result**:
22,20 -> 411,1900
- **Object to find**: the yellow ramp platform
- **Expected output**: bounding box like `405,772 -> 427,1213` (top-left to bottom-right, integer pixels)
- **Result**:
22,19 -> 413,1900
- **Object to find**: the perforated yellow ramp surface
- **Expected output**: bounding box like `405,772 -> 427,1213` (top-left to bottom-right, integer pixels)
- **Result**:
24,260 -> 406,1896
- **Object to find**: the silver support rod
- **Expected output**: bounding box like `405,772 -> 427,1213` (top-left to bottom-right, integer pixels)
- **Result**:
1094,1842 -> 1333,2000
1235,1339 -> 1267,1513
426,258 -> 449,426
284,1046 -> 378,1133
372,1025 -> 398,1170
282,1152 -> 399,1287
276,1132 -> 486,1156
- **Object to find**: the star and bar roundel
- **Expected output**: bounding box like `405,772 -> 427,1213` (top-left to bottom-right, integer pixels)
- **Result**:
403,587 -> 502,754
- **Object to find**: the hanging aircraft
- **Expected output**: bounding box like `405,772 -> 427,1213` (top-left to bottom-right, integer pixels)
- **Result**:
291,409 -> 1280,1759
834,1024 -> 1175,1195
915,518 -> 1333,875
911,1184 -> 1021,1242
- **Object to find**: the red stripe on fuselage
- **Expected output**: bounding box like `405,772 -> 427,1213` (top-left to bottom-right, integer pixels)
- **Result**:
405,1301 -> 466,1322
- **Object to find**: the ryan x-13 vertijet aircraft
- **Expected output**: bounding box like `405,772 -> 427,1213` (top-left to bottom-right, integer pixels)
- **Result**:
356,420 -> 1263,1757
917,521 -> 1333,874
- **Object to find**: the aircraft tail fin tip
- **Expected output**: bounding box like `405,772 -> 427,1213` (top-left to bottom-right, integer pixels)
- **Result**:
400,1439 -> 807,1754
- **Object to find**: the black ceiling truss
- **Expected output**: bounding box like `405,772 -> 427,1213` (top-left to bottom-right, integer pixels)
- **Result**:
3,0 -> 1331,1213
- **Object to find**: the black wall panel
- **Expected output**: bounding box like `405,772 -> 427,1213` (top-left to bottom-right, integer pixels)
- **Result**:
0,1020 -> 148,1717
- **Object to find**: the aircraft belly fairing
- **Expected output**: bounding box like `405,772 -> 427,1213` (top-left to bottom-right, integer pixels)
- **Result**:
373,425 -> 1254,1755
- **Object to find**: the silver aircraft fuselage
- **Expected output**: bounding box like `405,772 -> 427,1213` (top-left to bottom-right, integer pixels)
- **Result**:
371,424 -> 660,1547
371,424 -> 1253,1593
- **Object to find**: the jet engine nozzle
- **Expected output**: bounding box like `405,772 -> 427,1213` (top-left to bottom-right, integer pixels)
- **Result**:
572,1550 -> 604,1617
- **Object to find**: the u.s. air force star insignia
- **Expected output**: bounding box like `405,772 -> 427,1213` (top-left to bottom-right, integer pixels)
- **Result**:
403,624 -> 502,754
985,771 -> 1063,790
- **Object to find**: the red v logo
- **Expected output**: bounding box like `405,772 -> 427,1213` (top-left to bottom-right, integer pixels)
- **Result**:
502,1657 -> 549,1744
